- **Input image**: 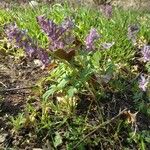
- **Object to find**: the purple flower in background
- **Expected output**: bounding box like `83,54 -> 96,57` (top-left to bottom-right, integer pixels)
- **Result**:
61,18 -> 74,31
139,75 -> 149,91
127,24 -> 139,44
5,23 -> 50,65
37,15 -> 74,50
49,41 -> 65,51
25,44 -> 37,58
5,23 -> 36,57
141,45 -> 150,62
100,3 -> 113,19
85,28 -> 100,50
36,47 -> 50,65
37,16 -> 61,41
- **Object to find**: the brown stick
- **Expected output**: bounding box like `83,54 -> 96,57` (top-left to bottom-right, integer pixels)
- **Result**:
0,85 -> 37,94
73,108 -> 127,149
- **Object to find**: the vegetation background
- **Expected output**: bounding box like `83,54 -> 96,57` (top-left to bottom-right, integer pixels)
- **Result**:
0,0 -> 150,149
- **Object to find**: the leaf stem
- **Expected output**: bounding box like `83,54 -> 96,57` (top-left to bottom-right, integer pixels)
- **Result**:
73,108 -> 127,149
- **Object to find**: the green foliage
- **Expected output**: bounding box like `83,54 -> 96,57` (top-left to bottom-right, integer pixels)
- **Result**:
128,130 -> 150,150
53,132 -> 63,148
10,113 -> 26,131
0,2 -> 150,149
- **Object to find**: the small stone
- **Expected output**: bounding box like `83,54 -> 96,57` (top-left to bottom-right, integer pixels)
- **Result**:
0,133 -> 7,143
34,59 -> 43,67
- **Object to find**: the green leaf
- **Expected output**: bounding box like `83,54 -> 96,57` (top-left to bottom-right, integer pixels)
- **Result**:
92,51 -> 101,68
77,143 -> 86,150
57,79 -> 68,89
43,85 -> 57,100
54,132 -> 63,148
145,62 -> 150,73
67,86 -> 77,97
140,139 -> 146,150
145,137 -> 150,143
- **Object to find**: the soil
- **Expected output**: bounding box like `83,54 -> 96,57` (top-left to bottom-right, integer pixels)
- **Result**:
0,52 -> 49,149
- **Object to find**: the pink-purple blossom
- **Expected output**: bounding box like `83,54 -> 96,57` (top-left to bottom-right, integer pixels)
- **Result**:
139,75 -> 149,91
100,3 -> 113,19
85,28 -> 100,51
5,23 -> 50,65
37,15 -> 74,51
141,45 -> 150,62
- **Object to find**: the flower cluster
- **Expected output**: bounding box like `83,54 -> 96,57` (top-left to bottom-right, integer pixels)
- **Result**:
100,3 -> 113,19
85,28 -> 100,50
5,23 -> 50,65
139,75 -> 149,91
5,15 -> 150,93
37,16 -> 74,51
5,16 -> 101,66
141,45 -> 150,62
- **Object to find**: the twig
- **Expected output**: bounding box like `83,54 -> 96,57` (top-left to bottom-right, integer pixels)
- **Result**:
0,81 -> 7,88
73,108 -> 127,149
0,85 -> 37,94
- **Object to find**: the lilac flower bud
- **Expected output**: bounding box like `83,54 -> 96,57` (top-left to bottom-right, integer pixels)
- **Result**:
85,28 -> 100,51
139,75 -> 149,91
141,45 -> 150,62
25,45 -> 37,58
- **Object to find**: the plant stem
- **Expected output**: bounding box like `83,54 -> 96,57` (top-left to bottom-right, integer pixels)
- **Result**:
73,108 -> 127,149
0,85 -> 37,94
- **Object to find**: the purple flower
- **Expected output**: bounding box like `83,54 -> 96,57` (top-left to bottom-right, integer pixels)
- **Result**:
49,41 -> 65,51
37,16 -> 74,50
139,75 -> 149,91
100,4 -> 113,19
37,16 -> 60,41
141,45 -> 150,62
25,44 -> 37,58
127,24 -> 139,44
5,23 -> 50,65
5,23 -> 36,57
85,28 -> 100,51
36,48 -> 50,65
61,18 -> 74,31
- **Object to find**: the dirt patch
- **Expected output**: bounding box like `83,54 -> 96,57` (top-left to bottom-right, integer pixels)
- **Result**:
0,52 -> 49,148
